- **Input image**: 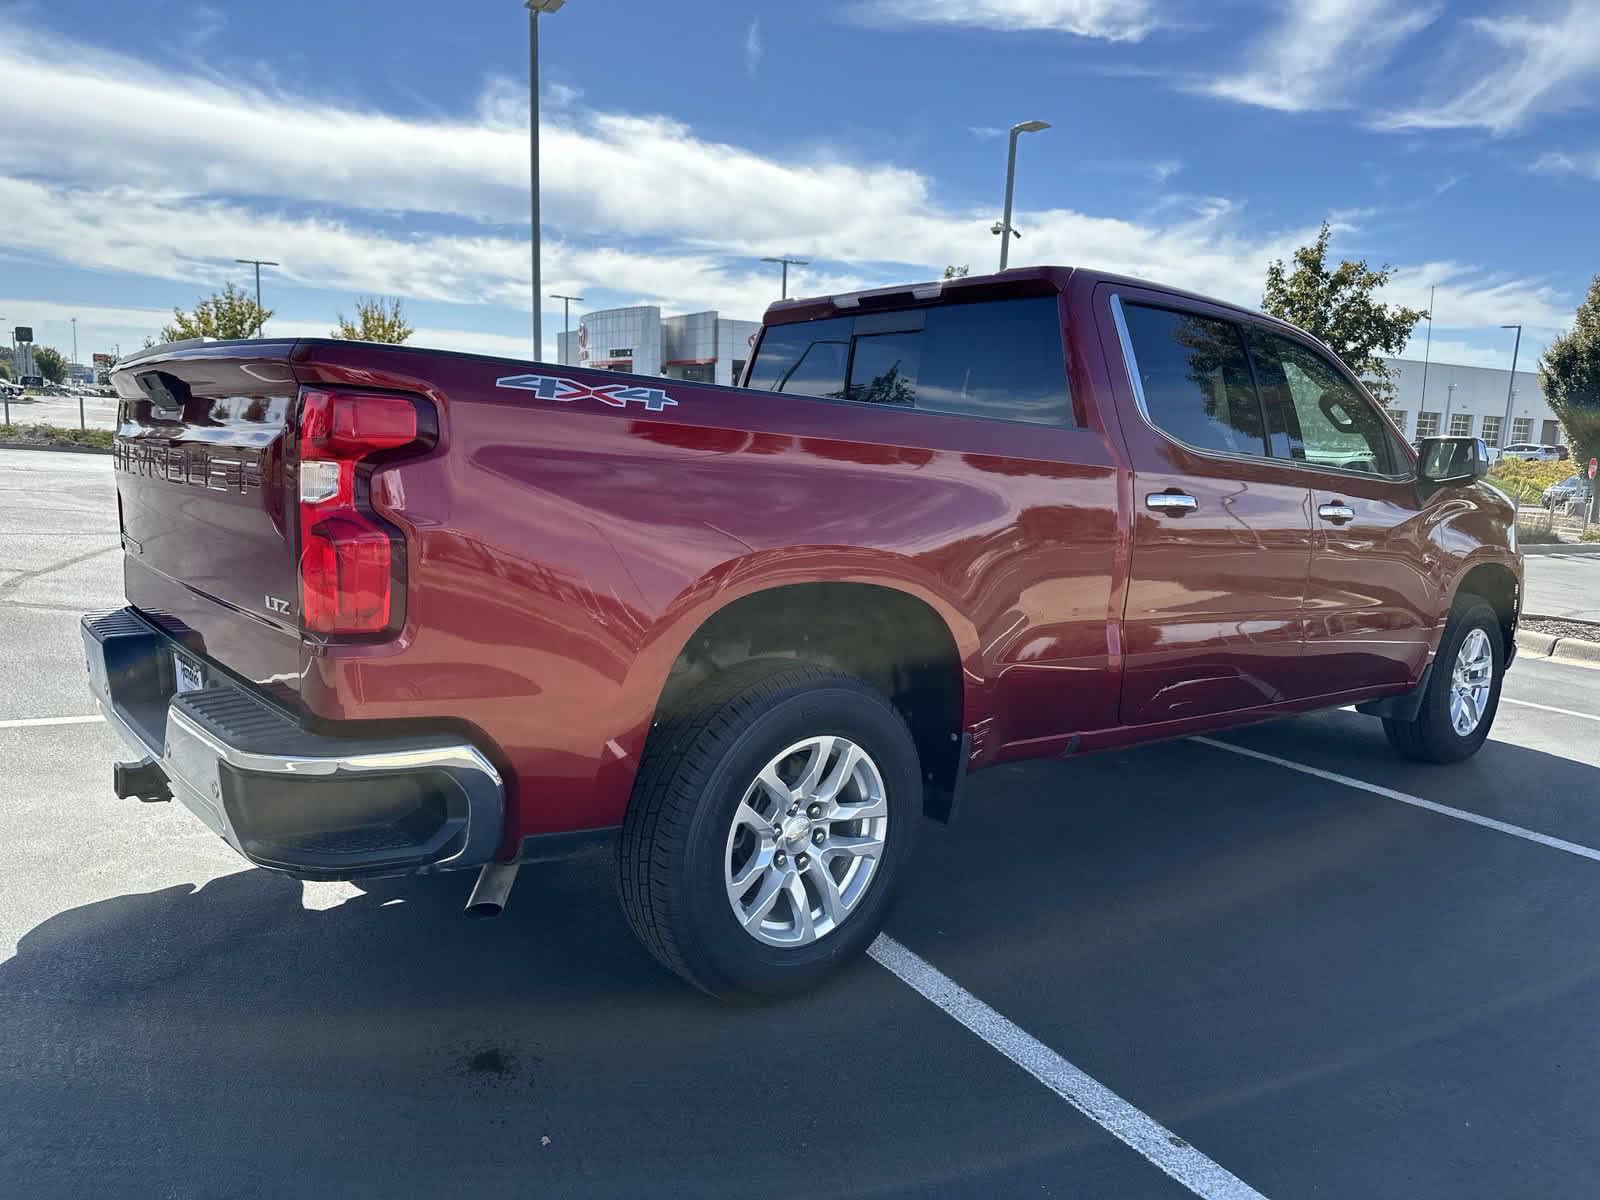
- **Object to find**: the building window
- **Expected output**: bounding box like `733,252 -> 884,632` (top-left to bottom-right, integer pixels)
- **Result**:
1415,411 -> 1441,439
1480,414 -> 1502,447
1449,412 -> 1473,437
1511,417 -> 1534,443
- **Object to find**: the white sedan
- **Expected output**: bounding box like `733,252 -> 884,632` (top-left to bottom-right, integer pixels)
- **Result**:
1496,443 -> 1565,463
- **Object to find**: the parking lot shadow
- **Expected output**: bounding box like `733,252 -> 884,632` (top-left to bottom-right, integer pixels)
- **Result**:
4,844 -> 1123,1200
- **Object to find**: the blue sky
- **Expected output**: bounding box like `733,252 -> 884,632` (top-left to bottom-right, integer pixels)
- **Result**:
2,0 -> 1597,371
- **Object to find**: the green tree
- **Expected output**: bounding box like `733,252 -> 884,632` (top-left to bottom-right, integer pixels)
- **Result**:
0,357 -> 11,382
161,282 -> 272,341
1540,275 -> 1600,515
332,297 -> 413,343
1262,222 -> 1427,401
34,346 -> 68,384
943,264 -> 969,279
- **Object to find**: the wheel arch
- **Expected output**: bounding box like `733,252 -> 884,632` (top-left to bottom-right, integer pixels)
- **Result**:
644,578 -> 978,822
1452,558 -> 1520,660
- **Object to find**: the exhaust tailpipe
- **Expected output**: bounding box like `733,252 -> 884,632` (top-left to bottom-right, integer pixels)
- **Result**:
464,862 -> 519,919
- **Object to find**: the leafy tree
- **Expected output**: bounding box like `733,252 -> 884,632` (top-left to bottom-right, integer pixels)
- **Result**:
943,264 -> 969,279
1540,275 -> 1600,514
332,297 -> 413,344
1262,222 -> 1427,401
0,358 -> 10,382
161,282 -> 272,341
34,346 -> 68,384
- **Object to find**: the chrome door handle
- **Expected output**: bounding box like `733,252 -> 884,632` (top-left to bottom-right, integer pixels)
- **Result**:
1318,502 -> 1355,523
1145,492 -> 1198,514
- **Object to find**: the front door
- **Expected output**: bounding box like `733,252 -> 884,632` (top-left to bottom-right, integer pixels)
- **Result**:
1246,327 -> 1434,695
1102,288 -> 1313,726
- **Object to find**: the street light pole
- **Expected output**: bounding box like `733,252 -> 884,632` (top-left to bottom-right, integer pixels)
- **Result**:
994,120 -> 1050,271
525,1 -> 567,361
1500,323 -> 1523,444
550,293 -> 583,363
761,256 -> 809,301
1418,284 -> 1435,416
71,317 -> 78,368
234,258 -> 279,337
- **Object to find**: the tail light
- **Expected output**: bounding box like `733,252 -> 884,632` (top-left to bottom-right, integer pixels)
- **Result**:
296,388 -> 431,637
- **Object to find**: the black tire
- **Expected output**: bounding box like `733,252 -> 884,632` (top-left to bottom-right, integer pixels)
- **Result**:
618,660 -> 920,999
1383,598 -> 1503,764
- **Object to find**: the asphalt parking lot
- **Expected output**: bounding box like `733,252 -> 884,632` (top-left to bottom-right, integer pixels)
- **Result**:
5,447 -> 1600,1198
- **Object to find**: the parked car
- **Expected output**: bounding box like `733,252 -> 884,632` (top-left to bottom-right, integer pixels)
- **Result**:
1542,475 -> 1593,509
1498,443 -> 1564,462
84,266 -> 1522,997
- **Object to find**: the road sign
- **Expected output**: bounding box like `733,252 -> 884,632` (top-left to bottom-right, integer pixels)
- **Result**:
14,326 -> 32,344
1588,458 -> 1597,480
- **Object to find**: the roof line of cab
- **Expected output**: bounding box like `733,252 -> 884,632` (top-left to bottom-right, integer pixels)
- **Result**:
763,263 -> 1281,332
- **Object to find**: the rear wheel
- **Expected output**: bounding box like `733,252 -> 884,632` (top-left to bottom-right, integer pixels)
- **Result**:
618,661 -> 919,998
1383,598 -> 1503,763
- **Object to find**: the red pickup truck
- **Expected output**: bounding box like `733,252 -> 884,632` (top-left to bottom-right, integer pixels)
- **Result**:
85,265 -> 1520,997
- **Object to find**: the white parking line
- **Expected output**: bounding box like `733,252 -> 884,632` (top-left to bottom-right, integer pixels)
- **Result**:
1194,737 -> 1600,865
0,714 -> 104,729
869,935 -> 1268,1200
1502,697 -> 1600,724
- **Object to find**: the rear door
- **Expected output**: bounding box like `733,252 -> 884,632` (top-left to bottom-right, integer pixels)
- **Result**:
112,343 -> 301,697
1101,287 -> 1313,725
1245,328 -> 1434,694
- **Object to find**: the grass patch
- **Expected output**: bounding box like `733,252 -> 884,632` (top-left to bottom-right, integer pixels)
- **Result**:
0,423 -> 115,451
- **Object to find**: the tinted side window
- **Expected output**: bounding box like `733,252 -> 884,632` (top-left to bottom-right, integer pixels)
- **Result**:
919,297 -> 1070,425
745,318 -> 852,397
1121,303 -> 1266,457
1253,333 -> 1398,475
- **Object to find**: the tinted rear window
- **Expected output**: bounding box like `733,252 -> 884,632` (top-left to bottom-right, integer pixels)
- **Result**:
747,297 -> 1071,426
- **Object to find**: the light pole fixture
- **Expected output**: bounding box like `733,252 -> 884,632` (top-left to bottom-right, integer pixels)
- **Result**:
994,119 -> 1050,271
526,0 -> 567,361
234,258 -> 279,337
71,316 -> 78,366
550,293 -> 583,363
1499,323 -> 1522,442
761,256 -> 809,301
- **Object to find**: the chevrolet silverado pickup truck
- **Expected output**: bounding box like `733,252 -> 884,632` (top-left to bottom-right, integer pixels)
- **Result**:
85,265 -> 1521,997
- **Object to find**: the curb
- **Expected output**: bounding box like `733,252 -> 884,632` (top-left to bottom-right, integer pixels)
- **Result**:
1516,627 -> 1600,668
1521,543 -> 1600,556
0,440 -> 113,457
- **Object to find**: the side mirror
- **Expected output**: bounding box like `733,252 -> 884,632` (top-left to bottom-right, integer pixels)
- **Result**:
1418,436 -> 1490,486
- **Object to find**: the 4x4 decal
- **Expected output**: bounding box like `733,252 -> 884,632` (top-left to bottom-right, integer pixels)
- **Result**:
496,373 -> 679,413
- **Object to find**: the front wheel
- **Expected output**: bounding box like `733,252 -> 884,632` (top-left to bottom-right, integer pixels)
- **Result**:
1383,598 -> 1503,763
618,661 -> 919,998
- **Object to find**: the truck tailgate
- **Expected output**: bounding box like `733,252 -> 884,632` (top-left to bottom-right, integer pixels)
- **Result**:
111,342 -> 301,701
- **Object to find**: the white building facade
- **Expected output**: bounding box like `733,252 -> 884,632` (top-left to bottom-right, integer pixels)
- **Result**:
557,306 -> 760,388
1378,356 -> 1560,448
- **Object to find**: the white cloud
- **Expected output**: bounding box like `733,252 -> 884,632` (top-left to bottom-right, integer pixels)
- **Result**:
848,0 -> 1160,42
1532,149 -> 1600,178
1202,0 -> 1438,112
0,25 -> 1575,371
744,18 -> 762,77
1394,337 -> 1545,372
1375,2 -> 1600,134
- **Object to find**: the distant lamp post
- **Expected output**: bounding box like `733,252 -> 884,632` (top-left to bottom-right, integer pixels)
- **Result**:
550,293 -> 584,363
1499,323 -> 1523,442
526,0 -> 568,361
762,256 -> 809,301
993,120 -> 1050,271
234,258 -> 279,337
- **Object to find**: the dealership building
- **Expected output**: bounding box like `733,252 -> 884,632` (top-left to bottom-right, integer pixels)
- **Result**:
1379,355 -> 1562,448
557,306 -> 760,387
